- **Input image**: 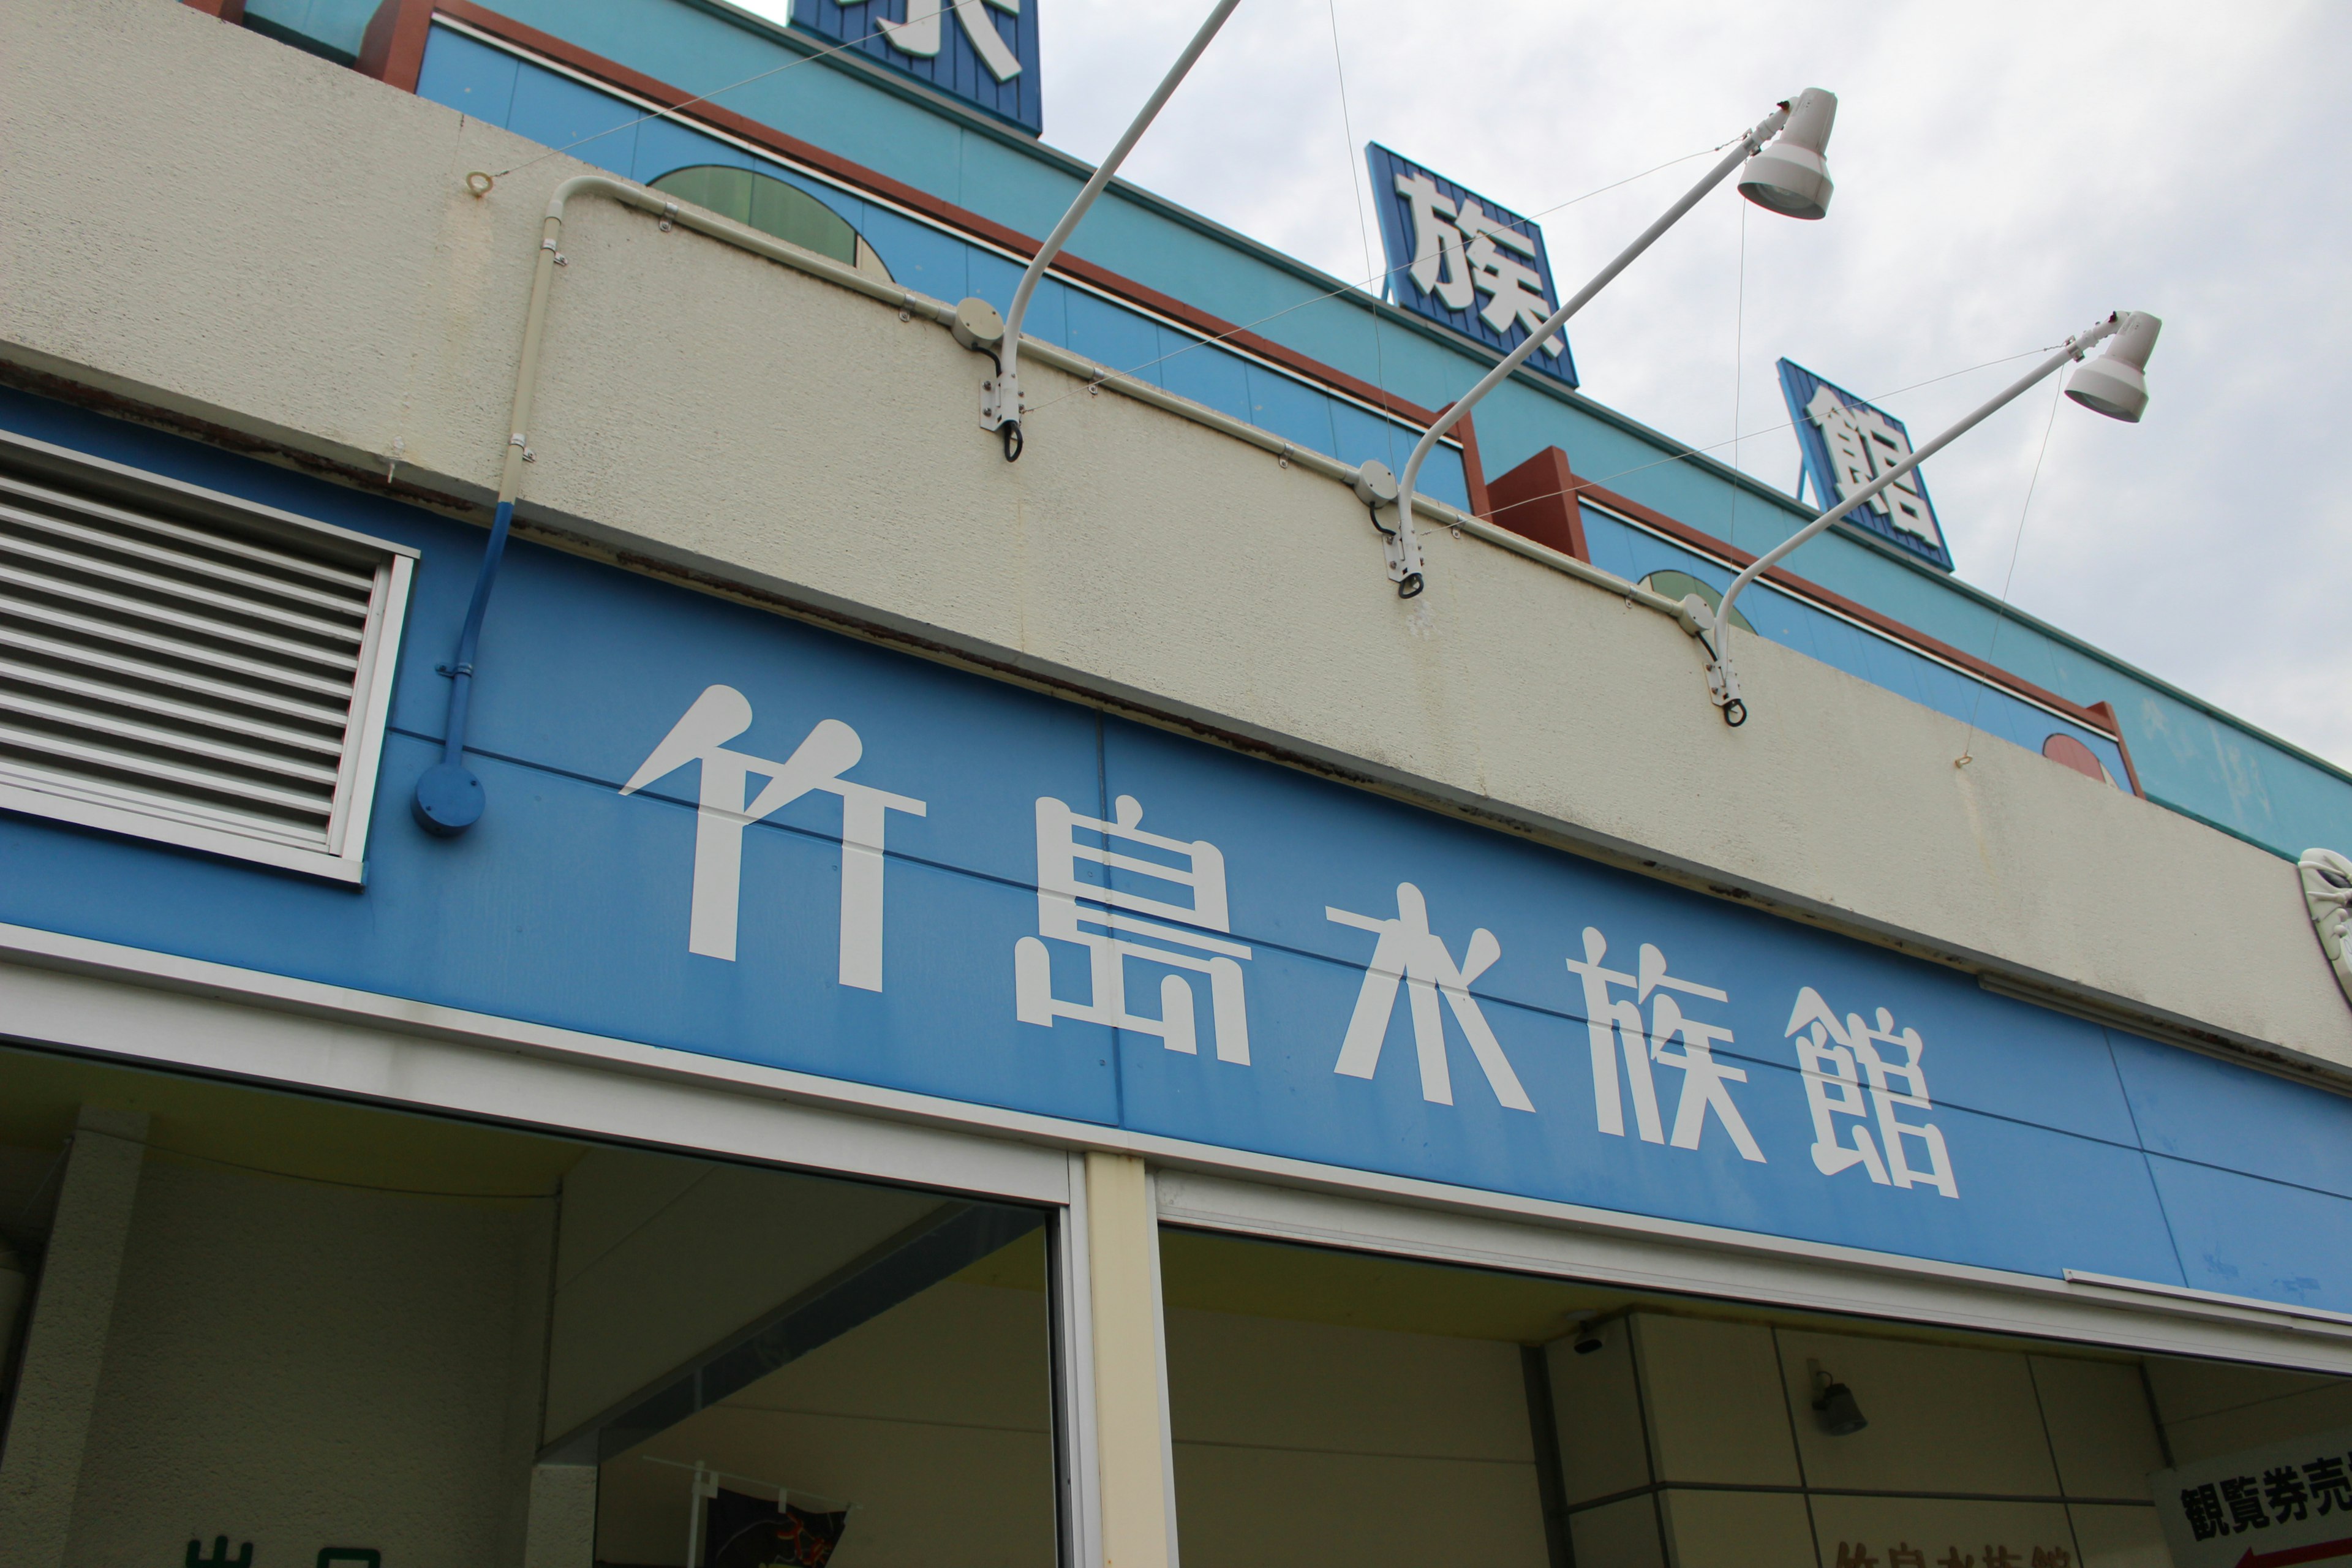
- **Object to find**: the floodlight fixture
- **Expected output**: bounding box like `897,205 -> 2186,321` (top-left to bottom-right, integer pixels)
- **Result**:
1373,91 -> 1839,598
969,0 -> 1242,458
1703,311 -> 2159,725
1738,87 -> 1838,219
2065,311 -> 2162,423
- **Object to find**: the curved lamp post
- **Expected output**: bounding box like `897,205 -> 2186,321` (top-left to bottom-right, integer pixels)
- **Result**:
1374,89 -> 1842,597
973,0 -> 1242,458
1700,311 -> 2162,724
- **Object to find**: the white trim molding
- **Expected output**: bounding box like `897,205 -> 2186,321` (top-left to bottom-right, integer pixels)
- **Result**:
2,919 -> 2349,1376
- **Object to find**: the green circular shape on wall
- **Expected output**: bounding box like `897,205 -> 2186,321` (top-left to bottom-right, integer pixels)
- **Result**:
1639,570 -> 1754,635
649,166 -> 890,281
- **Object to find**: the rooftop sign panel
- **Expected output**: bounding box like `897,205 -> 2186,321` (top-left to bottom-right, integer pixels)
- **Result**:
1779,357 -> 1954,572
1366,143 -> 1579,388
793,0 -> 1042,134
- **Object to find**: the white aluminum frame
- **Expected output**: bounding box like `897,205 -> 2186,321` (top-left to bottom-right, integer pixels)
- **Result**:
1152,1170 -> 2352,1376
1054,1153 -> 1105,1568
0,429 -> 418,884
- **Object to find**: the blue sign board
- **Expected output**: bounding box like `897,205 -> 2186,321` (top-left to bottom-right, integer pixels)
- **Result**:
1780,358 -> 1954,572
1367,143 -> 1578,388
791,0 -> 1041,134
6,390 -> 2350,1314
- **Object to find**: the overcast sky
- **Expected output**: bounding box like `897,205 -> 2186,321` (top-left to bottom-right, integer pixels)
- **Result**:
750,1 -> 2351,771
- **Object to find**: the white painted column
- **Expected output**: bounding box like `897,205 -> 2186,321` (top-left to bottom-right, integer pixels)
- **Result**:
0,1106 -> 150,1568
1084,1152 -> 1177,1568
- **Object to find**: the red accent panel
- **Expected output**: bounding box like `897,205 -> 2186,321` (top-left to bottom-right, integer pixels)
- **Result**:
2234,1536 -> 2352,1568
1447,407 -> 1491,520
183,0 -> 247,18
1485,447 -> 1589,562
2088,700 -> 2146,797
1571,476 -> 2125,739
358,0 -> 434,89
375,1 -> 1447,429
2043,733 -> 2108,782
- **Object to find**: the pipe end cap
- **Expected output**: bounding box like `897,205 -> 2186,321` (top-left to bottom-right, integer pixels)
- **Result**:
414,762 -> 485,837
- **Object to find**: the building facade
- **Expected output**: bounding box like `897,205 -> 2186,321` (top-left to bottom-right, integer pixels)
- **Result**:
1,3 -> 2350,1566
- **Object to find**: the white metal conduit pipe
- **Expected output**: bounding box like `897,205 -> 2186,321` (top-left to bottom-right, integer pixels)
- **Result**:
410,168 -> 1695,834
979,0 -> 1242,458
414,172 -> 976,835
1702,310 -> 2161,726
1375,89 -> 1840,600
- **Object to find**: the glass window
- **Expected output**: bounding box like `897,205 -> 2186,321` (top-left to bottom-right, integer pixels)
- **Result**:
0,1044 -> 1060,1568
1159,1225 -> 2351,1568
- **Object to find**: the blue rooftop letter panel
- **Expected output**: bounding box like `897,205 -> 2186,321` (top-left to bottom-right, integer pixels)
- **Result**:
792,0 -> 1042,135
1366,142 -> 1579,388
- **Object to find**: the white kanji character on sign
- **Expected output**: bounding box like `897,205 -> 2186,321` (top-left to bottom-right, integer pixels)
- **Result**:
1564,929 -> 1765,1161
1454,198 -> 1568,360
622,684 -> 927,988
1785,988 -> 1958,1197
878,0 -> 1023,83
1391,174 -> 1566,363
1015,795 -> 1251,1063
1393,172 -> 1475,311
1805,386 -> 1942,549
1325,883 -> 1535,1110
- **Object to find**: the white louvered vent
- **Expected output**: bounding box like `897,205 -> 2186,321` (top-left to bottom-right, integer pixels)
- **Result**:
0,432 -> 415,881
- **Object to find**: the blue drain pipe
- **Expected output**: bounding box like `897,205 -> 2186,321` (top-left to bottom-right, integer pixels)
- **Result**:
410,498 -> 513,836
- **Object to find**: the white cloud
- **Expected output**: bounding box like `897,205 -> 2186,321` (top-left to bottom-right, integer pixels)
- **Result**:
1035,0 -> 2352,769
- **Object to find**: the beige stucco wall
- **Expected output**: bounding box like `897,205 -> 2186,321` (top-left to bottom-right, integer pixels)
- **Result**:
3,0 -> 2345,1069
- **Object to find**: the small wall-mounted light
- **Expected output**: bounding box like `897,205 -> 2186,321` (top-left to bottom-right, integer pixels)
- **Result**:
1809,1359 -> 1869,1436
1551,1310 -> 1617,1355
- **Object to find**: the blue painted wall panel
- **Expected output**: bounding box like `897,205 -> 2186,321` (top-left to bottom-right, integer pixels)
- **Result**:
1062,290 -> 1161,387
2,391 -> 2343,1307
1156,330 -> 1251,429
629,115 -> 753,185
506,66 -> 641,172
412,27 -> 521,124
2145,1155 -> 2352,1310
1242,364 -> 1336,454
2111,1031 -> 2352,1201
243,0 -> 374,59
